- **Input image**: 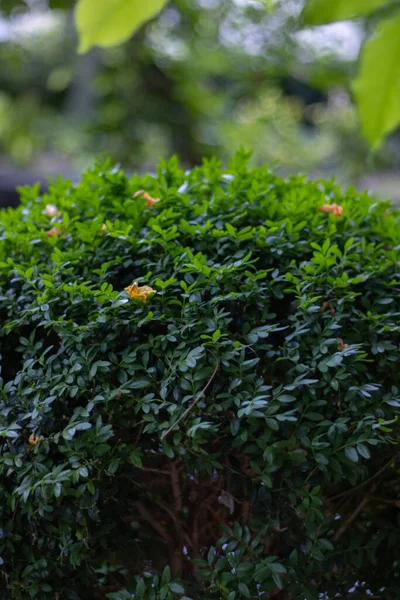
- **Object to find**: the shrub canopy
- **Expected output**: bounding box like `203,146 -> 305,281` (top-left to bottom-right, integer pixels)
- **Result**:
0,151 -> 400,600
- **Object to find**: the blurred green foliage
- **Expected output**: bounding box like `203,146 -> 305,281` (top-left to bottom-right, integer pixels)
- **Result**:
0,0 -> 398,180
303,0 -> 400,149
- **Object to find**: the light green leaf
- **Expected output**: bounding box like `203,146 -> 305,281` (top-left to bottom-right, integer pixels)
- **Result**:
352,13 -> 400,149
302,0 -> 391,25
75,0 -> 169,54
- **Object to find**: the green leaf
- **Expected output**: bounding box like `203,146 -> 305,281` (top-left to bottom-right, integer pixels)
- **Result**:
135,579 -> 146,597
261,473 -> 273,487
79,467 -> 88,478
271,570 -> 283,589
344,446 -> 359,463
302,0 -> 390,25
238,583 -> 251,598
277,394 -> 296,403
357,443 -> 371,459
304,412 -> 324,421
108,461 -> 119,474
162,566 -> 171,585
76,0 -> 169,53
270,562 -> 286,574
169,583 -> 185,594
352,13 -> 400,149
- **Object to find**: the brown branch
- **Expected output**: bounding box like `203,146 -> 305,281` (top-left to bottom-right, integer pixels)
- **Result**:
134,501 -> 173,543
133,422 -> 144,448
192,518 -> 199,554
171,462 -> 182,511
155,499 -> 181,529
161,353 -> 219,440
141,467 -> 171,475
241,500 -> 250,524
333,486 -> 376,542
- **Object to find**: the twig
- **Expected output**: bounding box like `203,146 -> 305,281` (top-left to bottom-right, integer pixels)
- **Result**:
161,353 -> 219,440
133,422 -> 144,448
141,467 -> 171,475
192,518 -> 199,554
333,487 -> 375,541
155,499 -> 182,530
328,455 -> 399,502
171,462 -> 182,511
134,501 -> 172,543
241,501 -> 250,524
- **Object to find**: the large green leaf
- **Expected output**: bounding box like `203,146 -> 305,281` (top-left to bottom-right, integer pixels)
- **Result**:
75,0 -> 168,53
352,12 -> 400,149
302,0 -> 391,25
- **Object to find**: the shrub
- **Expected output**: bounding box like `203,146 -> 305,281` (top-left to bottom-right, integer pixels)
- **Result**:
0,151 -> 400,600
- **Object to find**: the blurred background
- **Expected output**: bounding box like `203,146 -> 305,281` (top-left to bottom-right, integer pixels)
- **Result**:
1,0 -> 400,206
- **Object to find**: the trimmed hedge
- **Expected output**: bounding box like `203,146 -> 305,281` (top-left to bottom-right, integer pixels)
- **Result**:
0,151 -> 400,599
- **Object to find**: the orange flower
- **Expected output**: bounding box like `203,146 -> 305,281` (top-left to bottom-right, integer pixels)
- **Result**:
46,227 -> 62,237
337,338 -> 348,351
134,189 -> 160,208
29,433 -> 41,446
124,282 -> 156,303
320,203 -> 343,217
44,204 -> 61,218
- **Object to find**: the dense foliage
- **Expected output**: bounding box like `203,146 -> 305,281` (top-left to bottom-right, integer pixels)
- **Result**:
0,152 -> 400,599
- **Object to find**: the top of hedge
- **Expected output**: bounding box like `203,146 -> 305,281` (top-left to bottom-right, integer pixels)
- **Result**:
0,150 -> 400,600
